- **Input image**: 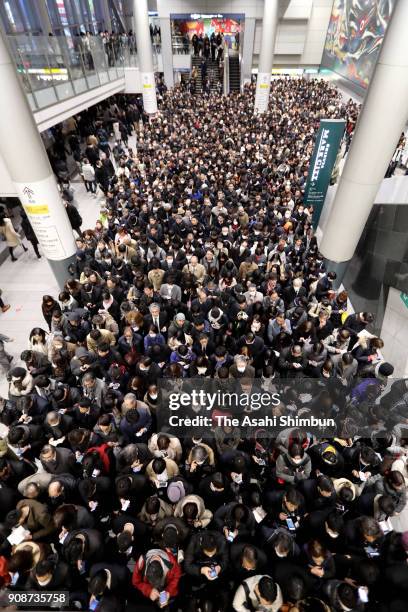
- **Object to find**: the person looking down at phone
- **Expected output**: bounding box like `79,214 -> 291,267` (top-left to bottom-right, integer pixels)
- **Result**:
132,548 -> 181,609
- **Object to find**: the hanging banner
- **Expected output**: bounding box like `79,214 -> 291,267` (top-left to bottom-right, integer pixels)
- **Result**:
15,177 -> 76,261
304,119 -> 345,228
140,71 -> 158,114
254,72 -> 270,113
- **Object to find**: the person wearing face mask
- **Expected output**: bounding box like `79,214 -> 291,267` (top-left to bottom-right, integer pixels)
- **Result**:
229,355 -> 255,380
275,444 -> 312,486
244,284 -> 263,306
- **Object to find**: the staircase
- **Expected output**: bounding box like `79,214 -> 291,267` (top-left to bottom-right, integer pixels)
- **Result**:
229,54 -> 241,92
206,58 -> 221,93
192,55 -> 203,93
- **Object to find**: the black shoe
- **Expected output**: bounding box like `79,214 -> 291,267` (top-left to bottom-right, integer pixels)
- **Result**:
11,256 -> 17,261
23,247 -> 28,252
37,254 -> 42,259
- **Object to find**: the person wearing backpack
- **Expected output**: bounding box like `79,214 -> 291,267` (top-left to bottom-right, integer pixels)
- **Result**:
132,548 -> 181,610
233,575 -> 283,612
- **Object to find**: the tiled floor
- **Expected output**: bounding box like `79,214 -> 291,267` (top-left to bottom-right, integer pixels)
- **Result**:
0,134 -> 138,394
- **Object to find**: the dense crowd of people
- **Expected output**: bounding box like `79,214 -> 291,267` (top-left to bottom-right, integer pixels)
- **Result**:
1,79 -> 408,612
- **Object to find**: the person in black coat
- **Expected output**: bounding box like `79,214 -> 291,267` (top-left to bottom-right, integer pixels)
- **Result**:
198,472 -> 235,514
63,528 -> 105,562
43,410 -> 74,443
213,502 -> 256,543
64,202 -> 82,238
109,514 -> 149,563
39,444 -> 77,475
95,160 -> 110,194
53,503 -> 95,534
297,475 -> 337,513
184,530 -> 229,611
229,542 -> 268,586
47,474 -> 79,508
88,562 -> 130,599
341,516 -> 384,559
20,211 -> 41,258
27,558 -> 73,591
78,476 -> 117,518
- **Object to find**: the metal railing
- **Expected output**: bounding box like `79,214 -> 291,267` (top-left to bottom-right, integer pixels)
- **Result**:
172,35 -> 190,55
8,34 -> 128,111
6,34 -> 164,112
223,42 -> 229,96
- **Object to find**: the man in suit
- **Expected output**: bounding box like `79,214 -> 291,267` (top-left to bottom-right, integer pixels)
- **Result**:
144,303 -> 168,334
283,278 -> 307,307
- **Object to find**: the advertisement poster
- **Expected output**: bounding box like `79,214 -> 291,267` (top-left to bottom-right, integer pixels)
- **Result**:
321,0 -> 395,89
304,119 -> 345,229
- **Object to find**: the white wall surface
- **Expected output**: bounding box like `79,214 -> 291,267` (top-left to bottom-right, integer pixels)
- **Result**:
253,0 -> 332,66
157,0 -> 332,68
301,0 -> 333,65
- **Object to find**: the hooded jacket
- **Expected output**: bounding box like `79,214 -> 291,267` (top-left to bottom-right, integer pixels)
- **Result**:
275,451 -> 312,484
174,494 -> 213,528
138,498 -> 173,526
132,549 -> 181,599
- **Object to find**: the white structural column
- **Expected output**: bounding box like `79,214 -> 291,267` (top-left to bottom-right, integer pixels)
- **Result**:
37,1 -> 53,35
319,0 -> 408,271
0,32 -> 76,288
241,17 -> 256,85
160,17 -> 174,89
133,0 -> 158,114
101,0 -> 112,32
254,0 -> 280,114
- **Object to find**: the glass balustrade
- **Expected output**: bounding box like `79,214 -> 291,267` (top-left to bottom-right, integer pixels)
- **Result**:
6,34 -> 145,112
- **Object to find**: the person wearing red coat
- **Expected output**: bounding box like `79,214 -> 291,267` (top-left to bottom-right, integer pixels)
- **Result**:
132,548 -> 181,608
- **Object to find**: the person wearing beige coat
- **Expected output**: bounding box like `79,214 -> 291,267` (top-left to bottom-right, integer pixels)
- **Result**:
0,216 -> 28,261
173,494 -> 213,528
145,456 -> 180,489
148,432 -> 183,463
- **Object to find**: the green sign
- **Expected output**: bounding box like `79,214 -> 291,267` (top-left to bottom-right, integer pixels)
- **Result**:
304,119 -> 345,229
401,292 -> 408,309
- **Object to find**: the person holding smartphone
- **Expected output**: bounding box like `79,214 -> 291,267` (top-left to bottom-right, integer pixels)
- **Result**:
132,549 -> 181,610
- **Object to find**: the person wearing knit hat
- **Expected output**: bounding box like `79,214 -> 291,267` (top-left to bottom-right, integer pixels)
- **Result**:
167,481 -> 186,504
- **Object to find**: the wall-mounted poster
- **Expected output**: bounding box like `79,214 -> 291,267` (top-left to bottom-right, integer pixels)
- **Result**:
176,18 -> 241,40
321,0 -> 395,90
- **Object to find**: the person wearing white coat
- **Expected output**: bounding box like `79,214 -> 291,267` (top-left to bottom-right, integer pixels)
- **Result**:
81,159 -> 96,194
0,214 -> 28,261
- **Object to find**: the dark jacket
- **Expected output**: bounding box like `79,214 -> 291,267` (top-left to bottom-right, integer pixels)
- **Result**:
65,203 -> 82,230
41,447 -> 76,475
16,499 -> 55,541
184,530 -> 229,582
